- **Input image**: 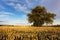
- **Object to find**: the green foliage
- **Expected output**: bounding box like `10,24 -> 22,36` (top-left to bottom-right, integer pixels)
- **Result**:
27,6 -> 56,27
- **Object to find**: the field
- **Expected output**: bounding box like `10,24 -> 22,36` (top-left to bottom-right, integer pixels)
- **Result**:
0,26 -> 60,40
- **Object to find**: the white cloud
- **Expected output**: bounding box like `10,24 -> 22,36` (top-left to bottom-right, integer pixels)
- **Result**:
3,0 -> 18,2
22,0 -> 33,8
25,0 -> 48,7
0,21 -> 8,25
14,3 -> 30,13
26,0 -> 31,6
0,11 -> 15,21
8,3 -> 15,7
0,11 -> 28,25
2,0 -> 31,13
11,20 -> 26,25
0,11 -> 15,17
0,19 -> 29,26
5,2 -> 30,13
53,19 -> 60,25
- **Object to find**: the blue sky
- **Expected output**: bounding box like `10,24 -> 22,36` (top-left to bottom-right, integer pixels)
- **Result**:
0,0 -> 60,25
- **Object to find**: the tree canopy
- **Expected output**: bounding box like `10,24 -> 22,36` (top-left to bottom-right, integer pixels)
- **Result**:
27,6 -> 56,27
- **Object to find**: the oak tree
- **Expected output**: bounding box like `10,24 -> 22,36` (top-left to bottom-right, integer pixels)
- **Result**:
27,6 -> 56,26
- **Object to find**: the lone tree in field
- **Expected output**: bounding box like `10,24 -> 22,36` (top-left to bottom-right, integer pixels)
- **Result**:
27,6 -> 56,26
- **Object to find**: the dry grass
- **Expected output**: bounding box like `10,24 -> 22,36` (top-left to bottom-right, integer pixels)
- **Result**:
0,26 -> 60,32
0,26 -> 60,40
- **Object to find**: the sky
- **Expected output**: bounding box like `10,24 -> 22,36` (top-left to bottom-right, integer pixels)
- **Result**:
0,0 -> 60,25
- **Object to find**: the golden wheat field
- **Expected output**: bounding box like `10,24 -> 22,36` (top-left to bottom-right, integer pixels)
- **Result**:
0,26 -> 60,32
0,26 -> 60,40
